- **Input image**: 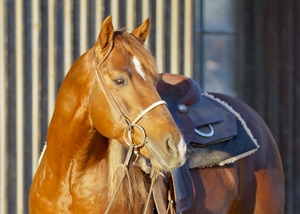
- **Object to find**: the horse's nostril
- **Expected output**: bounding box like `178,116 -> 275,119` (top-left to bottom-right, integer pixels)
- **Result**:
166,138 -> 178,157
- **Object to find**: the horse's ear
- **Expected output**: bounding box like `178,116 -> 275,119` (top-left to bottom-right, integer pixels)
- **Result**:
96,15 -> 114,51
131,18 -> 150,44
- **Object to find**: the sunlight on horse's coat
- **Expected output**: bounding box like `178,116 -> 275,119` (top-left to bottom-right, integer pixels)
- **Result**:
132,56 -> 146,80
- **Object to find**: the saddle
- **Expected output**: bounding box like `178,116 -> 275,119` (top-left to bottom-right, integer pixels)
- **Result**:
155,73 -> 259,213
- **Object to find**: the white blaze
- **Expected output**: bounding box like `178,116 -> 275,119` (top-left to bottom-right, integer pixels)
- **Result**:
132,56 -> 146,80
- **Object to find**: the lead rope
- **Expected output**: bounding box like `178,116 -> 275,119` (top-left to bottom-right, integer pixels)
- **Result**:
104,143 -> 135,214
143,169 -> 165,214
105,147 -> 164,214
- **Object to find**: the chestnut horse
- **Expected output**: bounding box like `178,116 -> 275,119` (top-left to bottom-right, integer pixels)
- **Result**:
29,16 -> 284,214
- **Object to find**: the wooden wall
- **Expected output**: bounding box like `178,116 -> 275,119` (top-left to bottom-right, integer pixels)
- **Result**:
237,0 -> 300,213
0,0 -> 194,213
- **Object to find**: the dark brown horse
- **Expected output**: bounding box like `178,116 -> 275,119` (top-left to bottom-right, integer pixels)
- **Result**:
185,93 -> 285,213
29,16 -> 284,214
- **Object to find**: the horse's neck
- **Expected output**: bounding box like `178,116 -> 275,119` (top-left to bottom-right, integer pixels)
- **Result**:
45,99 -> 99,173
44,54 -> 99,172
38,65 -> 150,210
42,132 -> 150,210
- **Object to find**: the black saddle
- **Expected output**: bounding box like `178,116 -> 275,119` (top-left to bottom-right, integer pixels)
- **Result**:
156,73 -> 259,213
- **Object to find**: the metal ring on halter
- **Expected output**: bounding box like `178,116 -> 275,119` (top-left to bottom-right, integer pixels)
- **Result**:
194,124 -> 214,138
123,124 -> 146,148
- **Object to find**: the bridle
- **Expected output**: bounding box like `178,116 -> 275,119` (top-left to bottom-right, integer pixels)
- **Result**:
94,39 -> 168,214
94,40 -> 167,148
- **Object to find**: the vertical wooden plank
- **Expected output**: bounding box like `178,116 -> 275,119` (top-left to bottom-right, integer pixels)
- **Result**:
55,0 -> 64,90
238,0 -> 255,104
16,0 -> 24,213
279,1 -> 294,213
24,1 -> 33,212
184,0 -> 193,78
294,2 -> 300,212
40,0 -> 49,163
31,0 -> 41,176
170,0 -> 180,75
95,0 -> 104,39
236,0 -> 245,99
80,0 -> 88,55
242,0 -> 267,116
72,0 -> 80,60
88,0 -> 95,49
0,0 -> 7,213
156,0 -> 165,73
126,0 -> 136,31
111,0 -> 120,28
252,1 -> 267,117
6,0 -> 17,212
265,0 -> 280,143
64,0 -> 73,75
193,0 -> 202,83
48,0 -> 56,125
142,0 -> 150,47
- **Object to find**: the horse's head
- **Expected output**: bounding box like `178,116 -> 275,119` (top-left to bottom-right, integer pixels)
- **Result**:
89,16 -> 186,170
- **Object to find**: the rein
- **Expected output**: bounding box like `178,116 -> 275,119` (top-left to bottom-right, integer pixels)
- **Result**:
94,40 -> 167,213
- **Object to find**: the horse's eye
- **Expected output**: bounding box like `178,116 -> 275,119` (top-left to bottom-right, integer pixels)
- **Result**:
114,78 -> 126,86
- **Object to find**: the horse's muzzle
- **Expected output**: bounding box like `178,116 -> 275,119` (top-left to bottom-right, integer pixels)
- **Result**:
147,135 -> 186,170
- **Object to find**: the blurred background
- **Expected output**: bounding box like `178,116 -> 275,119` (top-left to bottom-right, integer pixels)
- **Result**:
0,0 -> 299,213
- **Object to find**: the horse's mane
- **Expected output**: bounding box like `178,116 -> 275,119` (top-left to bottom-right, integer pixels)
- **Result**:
113,31 -> 159,80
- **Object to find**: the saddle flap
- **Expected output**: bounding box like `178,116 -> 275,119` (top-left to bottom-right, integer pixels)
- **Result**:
189,96 -> 238,145
187,96 -> 223,127
171,162 -> 195,213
